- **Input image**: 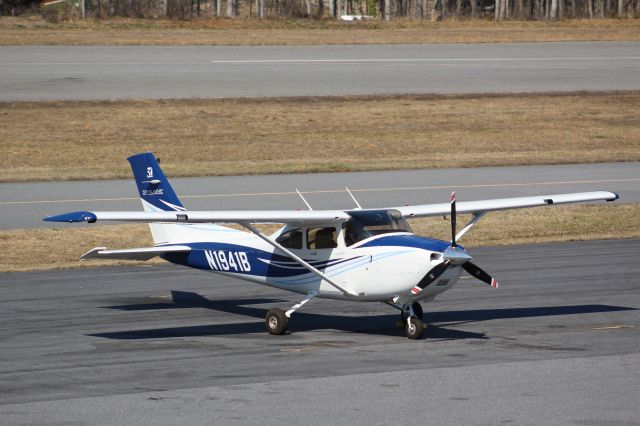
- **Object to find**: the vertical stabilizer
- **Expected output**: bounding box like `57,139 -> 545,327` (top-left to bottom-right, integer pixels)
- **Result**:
128,152 -> 185,213
128,152 -> 185,244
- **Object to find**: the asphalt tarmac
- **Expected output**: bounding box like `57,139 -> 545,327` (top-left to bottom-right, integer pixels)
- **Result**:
2,42 -> 640,101
0,239 -> 638,424
1,161 -> 638,230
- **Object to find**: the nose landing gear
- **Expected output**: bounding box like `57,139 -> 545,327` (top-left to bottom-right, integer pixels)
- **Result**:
403,302 -> 425,340
387,301 -> 426,339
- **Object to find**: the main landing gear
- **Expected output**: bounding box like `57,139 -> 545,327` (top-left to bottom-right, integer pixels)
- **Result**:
265,308 -> 288,335
265,292 -> 317,335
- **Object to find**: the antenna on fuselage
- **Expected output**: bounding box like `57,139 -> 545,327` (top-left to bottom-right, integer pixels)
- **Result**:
296,189 -> 313,211
345,187 -> 362,210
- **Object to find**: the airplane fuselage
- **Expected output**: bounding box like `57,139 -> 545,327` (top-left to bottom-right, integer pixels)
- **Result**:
160,225 -> 462,302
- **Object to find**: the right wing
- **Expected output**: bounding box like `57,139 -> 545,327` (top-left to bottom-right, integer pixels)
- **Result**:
391,191 -> 619,218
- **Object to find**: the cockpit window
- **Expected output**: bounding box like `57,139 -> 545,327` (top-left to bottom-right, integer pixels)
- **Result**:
276,229 -> 303,249
344,209 -> 412,246
307,227 -> 338,249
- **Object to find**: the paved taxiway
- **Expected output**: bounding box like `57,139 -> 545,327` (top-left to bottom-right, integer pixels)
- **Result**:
1,42 -> 640,101
0,239 -> 638,424
1,161 -> 638,230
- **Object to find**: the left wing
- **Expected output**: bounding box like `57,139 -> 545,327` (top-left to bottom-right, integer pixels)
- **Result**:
391,191 -> 619,218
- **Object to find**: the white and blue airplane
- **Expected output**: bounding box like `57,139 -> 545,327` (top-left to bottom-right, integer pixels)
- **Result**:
45,153 -> 619,339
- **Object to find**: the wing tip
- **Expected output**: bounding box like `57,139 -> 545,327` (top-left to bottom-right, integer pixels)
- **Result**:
43,211 -> 97,223
607,192 -> 620,202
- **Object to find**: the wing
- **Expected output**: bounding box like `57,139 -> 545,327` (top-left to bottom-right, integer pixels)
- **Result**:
81,245 -> 191,260
392,191 -> 619,218
44,191 -> 619,224
44,210 -> 351,225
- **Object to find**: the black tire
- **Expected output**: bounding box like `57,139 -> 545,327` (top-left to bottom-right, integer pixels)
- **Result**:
412,302 -> 424,320
406,317 -> 424,340
266,308 -> 288,335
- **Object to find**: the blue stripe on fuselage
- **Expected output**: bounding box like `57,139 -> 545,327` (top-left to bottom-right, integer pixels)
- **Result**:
357,234 -> 457,252
160,242 -> 361,279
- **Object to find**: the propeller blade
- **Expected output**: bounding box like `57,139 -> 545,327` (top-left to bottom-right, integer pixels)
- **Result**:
450,191 -> 457,248
411,261 -> 450,295
462,261 -> 499,288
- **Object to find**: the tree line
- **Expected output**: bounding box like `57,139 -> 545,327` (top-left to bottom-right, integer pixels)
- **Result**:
1,0 -> 638,20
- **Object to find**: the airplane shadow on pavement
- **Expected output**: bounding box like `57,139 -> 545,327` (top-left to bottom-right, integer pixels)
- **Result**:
90,290 -> 635,341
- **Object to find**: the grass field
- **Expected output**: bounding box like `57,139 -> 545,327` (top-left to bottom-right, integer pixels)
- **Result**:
1,92 -> 639,182
1,203 -> 636,272
1,16 -> 640,45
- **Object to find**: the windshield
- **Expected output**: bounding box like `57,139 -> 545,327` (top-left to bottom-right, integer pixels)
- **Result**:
344,209 -> 412,246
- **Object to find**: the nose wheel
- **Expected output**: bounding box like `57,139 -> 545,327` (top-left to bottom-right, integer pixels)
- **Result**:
399,302 -> 425,339
406,317 -> 424,340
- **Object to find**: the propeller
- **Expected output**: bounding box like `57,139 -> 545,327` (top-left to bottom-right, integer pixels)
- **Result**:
410,191 -> 498,295
462,261 -> 499,288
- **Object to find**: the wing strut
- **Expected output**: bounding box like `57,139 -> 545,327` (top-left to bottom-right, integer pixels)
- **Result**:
240,222 -> 358,297
454,212 -> 487,242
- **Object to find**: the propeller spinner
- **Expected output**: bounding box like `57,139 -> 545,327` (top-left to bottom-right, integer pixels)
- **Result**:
411,191 -> 498,295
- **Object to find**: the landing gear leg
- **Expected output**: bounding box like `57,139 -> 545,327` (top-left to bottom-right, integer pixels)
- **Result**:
412,302 -> 423,320
265,291 -> 317,336
398,302 -> 423,321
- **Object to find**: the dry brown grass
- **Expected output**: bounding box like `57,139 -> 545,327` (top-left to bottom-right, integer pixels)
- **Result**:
1,92 -> 639,182
1,203 -> 637,273
1,16 -> 639,45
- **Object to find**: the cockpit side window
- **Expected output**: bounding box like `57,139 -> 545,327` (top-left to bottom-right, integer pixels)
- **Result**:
276,229 -> 303,249
344,209 -> 412,246
307,227 -> 338,249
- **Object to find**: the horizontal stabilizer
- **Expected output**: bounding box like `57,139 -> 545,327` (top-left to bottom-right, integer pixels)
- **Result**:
81,245 -> 191,261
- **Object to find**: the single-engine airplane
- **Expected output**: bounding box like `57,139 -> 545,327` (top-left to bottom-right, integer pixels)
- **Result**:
45,153 -> 619,339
